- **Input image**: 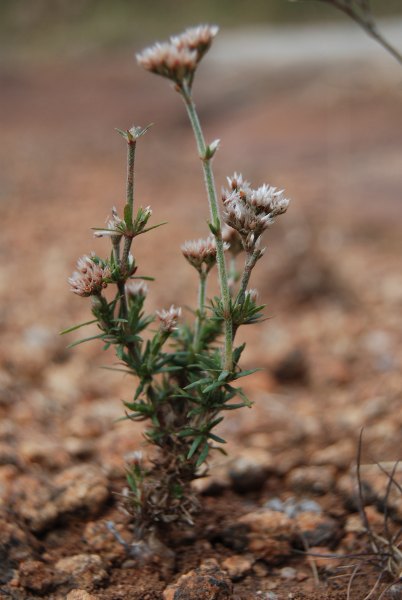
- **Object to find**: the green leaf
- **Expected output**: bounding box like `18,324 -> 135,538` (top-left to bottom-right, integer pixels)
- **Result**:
60,319 -> 97,335
196,443 -> 209,467
187,435 -> 203,459
234,368 -> 260,380
66,333 -> 106,348
208,432 -> 226,444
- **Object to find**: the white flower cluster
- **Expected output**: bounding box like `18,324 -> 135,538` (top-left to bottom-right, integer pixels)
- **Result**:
222,172 -> 290,251
136,25 -> 219,84
156,305 -> 182,333
68,254 -> 111,297
181,235 -> 228,274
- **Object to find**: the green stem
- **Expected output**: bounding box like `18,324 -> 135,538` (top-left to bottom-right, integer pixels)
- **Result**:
237,249 -> 260,304
180,83 -> 233,371
194,272 -> 207,351
127,140 -> 136,214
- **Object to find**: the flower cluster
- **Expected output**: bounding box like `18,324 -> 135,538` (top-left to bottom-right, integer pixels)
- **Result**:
136,25 -> 218,86
156,305 -> 182,333
222,173 -> 290,252
68,254 -> 111,297
181,236 -> 227,274
126,280 -> 148,301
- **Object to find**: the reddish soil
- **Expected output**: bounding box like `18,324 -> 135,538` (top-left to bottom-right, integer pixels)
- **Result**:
0,47 -> 401,599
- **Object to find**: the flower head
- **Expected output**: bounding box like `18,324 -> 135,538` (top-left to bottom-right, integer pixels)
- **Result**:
170,25 -> 219,62
68,254 -> 111,297
222,173 -> 290,250
126,280 -> 148,301
181,236 -> 226,274
136,42 -> 197,84
136,25 -> 218,86
156,305 -> 182,333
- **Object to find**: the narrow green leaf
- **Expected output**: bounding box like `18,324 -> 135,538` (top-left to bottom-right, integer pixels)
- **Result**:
60,319 -> 97,335
208,433 -> 226,444
66,333 -> 106,348
187,435 -> 203,459
196,443 -> 209,467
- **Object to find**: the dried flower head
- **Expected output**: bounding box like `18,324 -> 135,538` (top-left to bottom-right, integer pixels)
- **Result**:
170,25 -> 219,62
136,25 -> 218,86
156,305 -> 182,333
68,254 -> 111,297
126,280 -> 148,301
222,173 -> 290,250
181,236 -> 225,274
136,42 -> 197,84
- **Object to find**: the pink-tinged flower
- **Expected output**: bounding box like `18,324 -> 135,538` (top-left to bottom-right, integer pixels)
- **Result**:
222,173 -> 290,247
126,280 -> 148,300
136,42 -> 197,83
156,305 -> 182,333
181,236 -> 227,273
170,24 -> 219,61
68,254 -> 111,297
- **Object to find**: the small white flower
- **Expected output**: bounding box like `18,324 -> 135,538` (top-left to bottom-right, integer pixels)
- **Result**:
136,42 -> 197,83
69,254 -> 111,297
156,305 -> 182,333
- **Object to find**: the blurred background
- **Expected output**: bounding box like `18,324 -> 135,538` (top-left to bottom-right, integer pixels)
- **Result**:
0,0 -> 401,469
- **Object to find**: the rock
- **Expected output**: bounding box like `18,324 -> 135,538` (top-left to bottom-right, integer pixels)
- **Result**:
20,436 -> 70,469
272,348 -> 309,384
221,555 -> 252,580
0,443 -> 19,467
83,520 -> 126,560
53,464 -> 109,515
228,448 -> 275,492
310,439 -> 355,470
66,591 -> 99,600
19,560 -> 55,594
279,566 -> 297,580
272,449 -> 305,476
264,497 -> 322,518
12,475 -> 59,532
55,553 -> 108,587
13,464 -> 109,532
163,559 -> 232,600
306,546 -> 343,571
287,465 -> 336,495
238,509 -> 293,562
294,512 -> 339,547
336,473 -> 377,510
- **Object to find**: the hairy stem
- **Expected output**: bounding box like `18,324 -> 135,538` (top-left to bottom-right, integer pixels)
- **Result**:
237,248 -> 261,304
180,83 -> 233,371
194,272 -> 207,351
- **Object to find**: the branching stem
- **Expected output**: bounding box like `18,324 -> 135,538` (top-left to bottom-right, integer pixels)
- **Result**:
180,83 -> 233,371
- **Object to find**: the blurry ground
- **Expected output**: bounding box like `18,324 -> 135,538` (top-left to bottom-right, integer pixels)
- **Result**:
0,23 -> 402,600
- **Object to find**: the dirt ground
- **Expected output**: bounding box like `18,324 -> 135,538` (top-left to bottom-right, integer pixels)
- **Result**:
0,37 -> 401,599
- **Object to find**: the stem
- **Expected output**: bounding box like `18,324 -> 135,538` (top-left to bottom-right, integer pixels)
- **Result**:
194,272 -> 207,351
237,249 -> 261,304
322,0 -> 402,66
180,83 -> 233,371
127,140 -> 136,214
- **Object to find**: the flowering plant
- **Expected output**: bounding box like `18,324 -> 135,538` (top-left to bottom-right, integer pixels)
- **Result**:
65,25 -> 289,551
